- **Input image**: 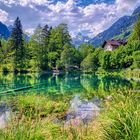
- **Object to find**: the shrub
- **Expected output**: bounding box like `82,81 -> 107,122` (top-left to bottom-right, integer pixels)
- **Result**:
133,51 -> 140,68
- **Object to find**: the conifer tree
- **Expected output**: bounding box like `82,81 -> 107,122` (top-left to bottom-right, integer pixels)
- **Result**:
57,23 -> 72,46
41,24 -> 52,70
42,24 -> 51,51
11,17 -> 25,71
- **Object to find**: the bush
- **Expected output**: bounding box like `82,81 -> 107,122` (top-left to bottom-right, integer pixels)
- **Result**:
133,51 -> 140,68
81,48 -> 103,72
124,56 -> 133,68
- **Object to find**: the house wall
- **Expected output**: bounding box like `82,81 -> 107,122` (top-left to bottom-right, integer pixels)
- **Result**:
104,44 -> 114,51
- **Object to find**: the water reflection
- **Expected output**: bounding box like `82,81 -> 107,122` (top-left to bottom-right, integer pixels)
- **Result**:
0,104 -> 10,129
64,95 -> 101,125
0,73 -> 139,96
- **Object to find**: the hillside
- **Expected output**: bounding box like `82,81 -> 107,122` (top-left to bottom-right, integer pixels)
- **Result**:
89,5 -> 140,47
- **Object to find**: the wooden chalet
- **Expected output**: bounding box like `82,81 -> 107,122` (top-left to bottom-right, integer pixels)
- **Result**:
102,39 -> 127,51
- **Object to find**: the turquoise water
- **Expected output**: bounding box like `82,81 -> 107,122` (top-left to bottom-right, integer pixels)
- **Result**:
0,73 -> 140,127
0,73 -> 139,96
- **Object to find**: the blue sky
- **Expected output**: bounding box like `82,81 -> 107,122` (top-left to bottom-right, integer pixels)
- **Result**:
0,0 -> 140,37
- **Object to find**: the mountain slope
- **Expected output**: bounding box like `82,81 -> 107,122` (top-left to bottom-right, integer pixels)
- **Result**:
73,33 -> 90,47
89,5 -> 140,47
0,22 -> 10,39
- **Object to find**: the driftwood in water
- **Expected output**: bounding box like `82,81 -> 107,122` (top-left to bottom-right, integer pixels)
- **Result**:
0,85 -> 33,94
0,82 -> 47,95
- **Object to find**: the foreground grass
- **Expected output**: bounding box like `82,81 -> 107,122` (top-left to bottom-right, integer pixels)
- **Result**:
0,91 -> 140,140
99,91 -> 140,140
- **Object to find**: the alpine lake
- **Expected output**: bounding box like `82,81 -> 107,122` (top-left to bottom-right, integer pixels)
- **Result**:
0,72 -> 140,128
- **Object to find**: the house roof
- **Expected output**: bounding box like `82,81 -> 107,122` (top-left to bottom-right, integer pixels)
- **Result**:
102,39 -> 127,48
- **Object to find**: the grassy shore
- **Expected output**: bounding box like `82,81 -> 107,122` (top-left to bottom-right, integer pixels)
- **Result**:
0,90 -> 139,140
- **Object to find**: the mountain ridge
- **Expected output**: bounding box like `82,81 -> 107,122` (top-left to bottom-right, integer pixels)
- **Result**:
0,5 -> 140,45
89,5 -> 140,47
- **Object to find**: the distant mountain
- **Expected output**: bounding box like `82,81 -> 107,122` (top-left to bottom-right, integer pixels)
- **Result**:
23,34 -> 30,41
73,33 -> 91,47
0,22 -> 10,39
133,5 -> 140,15
0,23 -> 29,41
8,25 -> 14,33
89,5 -> 140,47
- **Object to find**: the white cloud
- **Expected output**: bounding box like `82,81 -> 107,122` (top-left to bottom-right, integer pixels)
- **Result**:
116,0 -> 140,15
0,0 -> 140,37
19,0 -> 50,6
0,9 -> 9,22
38,0 -> 140,37
0,0 -> 16,7
25,28 -> 35,35
0,0 -> 51,7
38,1 -> 114,36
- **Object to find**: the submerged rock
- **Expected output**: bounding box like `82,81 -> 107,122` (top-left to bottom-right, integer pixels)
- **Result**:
0,104 -> 10,129
64,95 -> 101,126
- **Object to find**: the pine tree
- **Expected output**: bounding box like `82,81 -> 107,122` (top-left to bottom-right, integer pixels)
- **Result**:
57,23 -> 72,46
41,24 -> 52,70
29,25 -> 43,70
11,17 -> 25,71
42,24 -> 51,51
30,24 -> 51,70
